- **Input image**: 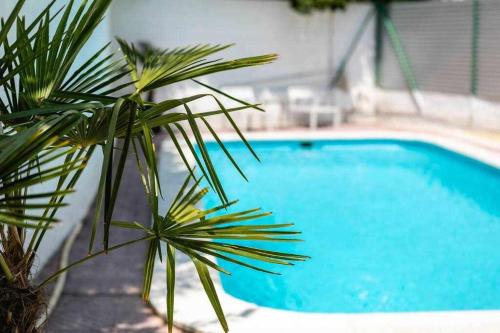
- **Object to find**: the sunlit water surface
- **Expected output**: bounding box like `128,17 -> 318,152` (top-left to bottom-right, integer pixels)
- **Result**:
200,140 -> 500,313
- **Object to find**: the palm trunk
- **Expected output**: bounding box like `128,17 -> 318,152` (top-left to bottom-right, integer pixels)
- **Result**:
0,283 -> 44,333
1,231 -> 45,333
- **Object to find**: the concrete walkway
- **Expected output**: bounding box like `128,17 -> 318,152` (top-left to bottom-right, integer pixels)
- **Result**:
44,149 -> 180,333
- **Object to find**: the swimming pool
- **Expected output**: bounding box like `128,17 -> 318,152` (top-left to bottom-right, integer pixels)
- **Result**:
201,139 -> 500,313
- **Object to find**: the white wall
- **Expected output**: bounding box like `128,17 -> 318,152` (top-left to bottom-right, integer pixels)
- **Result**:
111,0 -> 332,87
110,0 -> 375,100
30,152 -> 103,271
0,0 -> 109,270
377,89 -> 500,131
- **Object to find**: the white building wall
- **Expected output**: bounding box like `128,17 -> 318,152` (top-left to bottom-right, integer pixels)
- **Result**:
110,0 -> 499,131
110,0 -> 375,105
377,90 -> 500,131
0,0 -> 109,270
111,0 -> 332,87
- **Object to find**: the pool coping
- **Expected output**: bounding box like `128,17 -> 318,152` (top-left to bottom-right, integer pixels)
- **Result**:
152,129 -> 500,333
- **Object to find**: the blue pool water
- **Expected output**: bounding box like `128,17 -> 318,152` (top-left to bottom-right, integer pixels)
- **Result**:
201,139 -> 500,313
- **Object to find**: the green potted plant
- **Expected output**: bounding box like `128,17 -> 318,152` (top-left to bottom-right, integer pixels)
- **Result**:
0,1 -> 307,332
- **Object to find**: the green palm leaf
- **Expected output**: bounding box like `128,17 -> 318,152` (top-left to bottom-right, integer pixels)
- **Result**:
113,175 -> 308,332
117,39 -> 277,94
0,113 -> 86,228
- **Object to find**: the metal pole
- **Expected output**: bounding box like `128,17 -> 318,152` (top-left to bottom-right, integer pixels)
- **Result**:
377,3 -> 423,115
328,10 -> 335,80
471,0 -> 480,96
330,8 -> 375,88
375,3 -> 384,87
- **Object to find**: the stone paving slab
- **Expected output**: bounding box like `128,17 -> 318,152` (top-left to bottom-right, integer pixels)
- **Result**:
47,295 -> 168,333
44,142 -> 182,333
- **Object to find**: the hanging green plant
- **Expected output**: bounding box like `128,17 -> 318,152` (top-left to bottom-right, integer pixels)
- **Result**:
290,0 -> 420,14
290,0 -> 355,13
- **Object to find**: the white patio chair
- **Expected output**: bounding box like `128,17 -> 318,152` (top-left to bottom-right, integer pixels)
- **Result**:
219,86 -> 256,132
172,83 -> 228,131
287,86 -> 342,130
287,86 -> 315,128
258,88 -> 283,131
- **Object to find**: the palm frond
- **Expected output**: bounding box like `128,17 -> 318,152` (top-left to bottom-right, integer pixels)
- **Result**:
6,0 -> 115,111
113,175 -> 308,332
117,39 -> 277,94
0,1 -> 25,46
0,113 -> 86,228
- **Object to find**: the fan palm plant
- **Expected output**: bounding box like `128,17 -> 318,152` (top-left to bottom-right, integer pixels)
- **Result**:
0,1 -> 307,332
